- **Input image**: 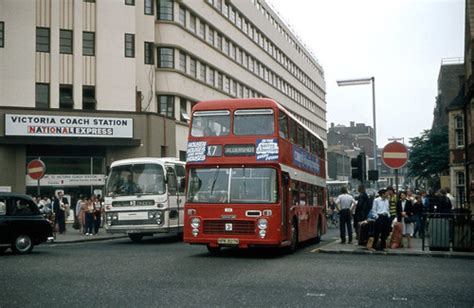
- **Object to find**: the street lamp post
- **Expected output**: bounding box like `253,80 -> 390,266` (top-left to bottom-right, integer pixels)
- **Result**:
337,77 -> 377,175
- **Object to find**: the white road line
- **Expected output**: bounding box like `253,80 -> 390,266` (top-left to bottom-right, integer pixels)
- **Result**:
392,297 -> 408,301
306,293 -> 326,297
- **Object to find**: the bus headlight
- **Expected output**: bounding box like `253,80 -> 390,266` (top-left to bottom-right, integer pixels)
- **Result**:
191,217 -> 201,229
192,228 -> 199,237
258,218 -> 268,230
259,229 -> 266,238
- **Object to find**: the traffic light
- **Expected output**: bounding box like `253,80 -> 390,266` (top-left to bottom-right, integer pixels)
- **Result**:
351,153 -> 366,181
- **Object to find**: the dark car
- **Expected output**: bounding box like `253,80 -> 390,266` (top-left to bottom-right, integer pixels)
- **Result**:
0,193 -> 53,254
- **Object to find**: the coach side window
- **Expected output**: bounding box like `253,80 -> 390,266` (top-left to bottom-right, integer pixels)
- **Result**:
0,199 -> 6,215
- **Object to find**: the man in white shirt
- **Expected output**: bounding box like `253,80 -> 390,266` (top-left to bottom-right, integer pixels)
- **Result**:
370,189 -> 390,250
336,187 -> 356,244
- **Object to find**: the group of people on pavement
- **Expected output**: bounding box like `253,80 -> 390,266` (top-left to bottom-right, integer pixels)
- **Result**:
330,185 -> 453,251
33,191 -> 104,236
75,194 -> 104,236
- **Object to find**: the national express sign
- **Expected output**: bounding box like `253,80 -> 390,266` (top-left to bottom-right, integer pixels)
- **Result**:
5,114 -> 133,138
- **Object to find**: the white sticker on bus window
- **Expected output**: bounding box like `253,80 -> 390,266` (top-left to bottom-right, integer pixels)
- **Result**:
256,138 -> 279,161
187,141 -> 207,162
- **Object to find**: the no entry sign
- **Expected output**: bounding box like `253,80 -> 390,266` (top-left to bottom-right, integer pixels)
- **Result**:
382,142 -> 408,169
27,159 -> 46,180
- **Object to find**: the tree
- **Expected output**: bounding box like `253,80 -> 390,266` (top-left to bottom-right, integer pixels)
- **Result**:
407,125 -> 449,185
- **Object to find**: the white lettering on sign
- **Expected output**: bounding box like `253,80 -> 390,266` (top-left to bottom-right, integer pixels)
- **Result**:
5,114 -> 133,138
25,174 -> 105,187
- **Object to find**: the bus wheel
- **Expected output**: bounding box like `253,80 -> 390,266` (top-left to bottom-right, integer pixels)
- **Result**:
315,220 -> 322,244
207,245 -> 221,254
128,234 -> 143,243
287,222 -> 298,254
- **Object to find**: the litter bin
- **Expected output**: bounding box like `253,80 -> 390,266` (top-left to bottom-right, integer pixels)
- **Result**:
429,217 -> 450,251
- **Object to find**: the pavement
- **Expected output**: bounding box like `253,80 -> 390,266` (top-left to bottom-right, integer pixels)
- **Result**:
50,223 -> 474,260
315,226 -> 474,259
49,222 -> 127,244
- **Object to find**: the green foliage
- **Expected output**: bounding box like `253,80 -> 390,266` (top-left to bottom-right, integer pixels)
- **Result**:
407,125 -> 449,181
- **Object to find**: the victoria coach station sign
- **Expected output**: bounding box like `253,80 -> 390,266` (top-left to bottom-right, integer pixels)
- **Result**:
5,114 -> 133,138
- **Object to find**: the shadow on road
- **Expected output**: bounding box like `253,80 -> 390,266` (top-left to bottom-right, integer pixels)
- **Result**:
114,234 -> 183,246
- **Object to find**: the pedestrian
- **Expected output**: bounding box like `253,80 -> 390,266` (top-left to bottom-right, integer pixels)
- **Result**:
327,197 -> 338,227
75,194 -> 84,232
438,189 -> 453,215
84,196 -> 95,236
52,191 -> 69,234
412,195 -> 423,238
79,196 -> 88,234
92,195 -> 102,235
386,186 -> 398,224
353,185 -> 369,240
370,189 -> 390,251
335,187 -> 355,244
396,191 -> 415,248
445,188 -> 455,209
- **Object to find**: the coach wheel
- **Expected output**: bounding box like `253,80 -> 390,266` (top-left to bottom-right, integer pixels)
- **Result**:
207,245 -> 221,254
11,234 -> 34,254
128,234 -> 143,243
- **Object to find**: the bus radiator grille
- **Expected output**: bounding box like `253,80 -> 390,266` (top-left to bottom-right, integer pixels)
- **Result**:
203,220 -> 256,235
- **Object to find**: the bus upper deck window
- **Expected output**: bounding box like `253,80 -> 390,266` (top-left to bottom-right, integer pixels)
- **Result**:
191,110 -> 230,137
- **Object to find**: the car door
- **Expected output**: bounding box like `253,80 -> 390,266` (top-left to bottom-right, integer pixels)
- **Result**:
0,196 -> 8,243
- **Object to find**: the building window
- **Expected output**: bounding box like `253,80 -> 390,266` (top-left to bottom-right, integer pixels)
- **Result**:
199,22 -> 206,39
144,42 -> 154,64
179,150 -> 187,162
190,14 -> 196,32
157,0 -> 173,21
190,58 -> 197,78
200,63 -> 206,81
36,27 -> 50,52
179,6 -> 186,26
217,73 -> 223,90
158,95 -> 174,118
208,68 -> 215,85
83,86 -> 96,110
125,0 -> 134,5
83,31 -> 95,56
59,29 -> 73,54
0,22 -> 4,48
180,97 -> 189,122
144,0 -> 153,15
158,47 -> 174,68
59,85 -> 74,109
35,83 -> 49,108
125,33 -> 135,57
179,51 -> 186,72
455,116 -> 464,147
208,27 -> 214,45
216,33 -> 222,50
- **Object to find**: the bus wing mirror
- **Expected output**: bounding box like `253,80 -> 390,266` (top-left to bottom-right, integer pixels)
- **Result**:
282,173 -> 290,186
180,178 -> 186,192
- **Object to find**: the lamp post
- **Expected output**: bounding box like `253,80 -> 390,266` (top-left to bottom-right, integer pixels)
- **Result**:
337,77 -> 377,174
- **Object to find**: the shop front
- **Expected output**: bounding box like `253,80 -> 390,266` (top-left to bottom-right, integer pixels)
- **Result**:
0,108 -> 177,198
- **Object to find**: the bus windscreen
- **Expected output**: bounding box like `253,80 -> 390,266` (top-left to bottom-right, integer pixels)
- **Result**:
106,164 -> 166,196
187,167 -> 278,204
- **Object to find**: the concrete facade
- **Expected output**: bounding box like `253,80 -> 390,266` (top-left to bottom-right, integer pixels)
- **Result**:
0,0 -> 326,194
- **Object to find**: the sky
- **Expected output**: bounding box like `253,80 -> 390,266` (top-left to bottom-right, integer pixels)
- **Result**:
266,0 -> 465,147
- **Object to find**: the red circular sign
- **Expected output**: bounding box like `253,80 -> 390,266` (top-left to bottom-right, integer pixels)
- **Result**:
382,142 -> 409,169
27,159 -> 46,180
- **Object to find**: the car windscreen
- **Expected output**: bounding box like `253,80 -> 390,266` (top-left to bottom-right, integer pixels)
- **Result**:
233,109 -> 275,135
191,110 -> 230,137
187,167 -> 278,204
106,163 -> 166,196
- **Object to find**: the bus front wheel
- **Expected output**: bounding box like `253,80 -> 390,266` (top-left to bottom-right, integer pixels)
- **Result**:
207,245 -> 221,254
128,234 -> 143,243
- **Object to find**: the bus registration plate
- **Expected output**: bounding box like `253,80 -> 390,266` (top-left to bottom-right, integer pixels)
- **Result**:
217,238 -> 239,245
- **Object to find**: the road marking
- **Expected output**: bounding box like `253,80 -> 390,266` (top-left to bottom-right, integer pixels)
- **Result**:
310,240 -> 338,253
392,297 -> 408,301
306,293 -> 326,297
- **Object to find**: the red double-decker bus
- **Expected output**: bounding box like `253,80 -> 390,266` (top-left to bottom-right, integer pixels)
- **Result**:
183,98 -> 326,252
